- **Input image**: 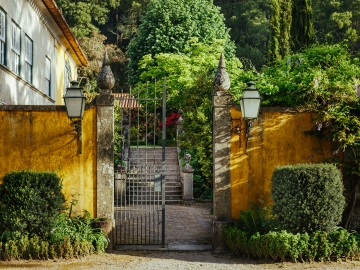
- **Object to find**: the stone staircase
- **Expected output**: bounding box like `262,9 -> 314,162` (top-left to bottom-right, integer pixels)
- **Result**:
115,147 -> 182,205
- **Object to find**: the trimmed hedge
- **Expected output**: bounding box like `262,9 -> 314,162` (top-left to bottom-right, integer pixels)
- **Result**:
271,163 -> 345,233
0,170 -> 66,240
0,235 -> 99,260
223,226 -> 360,262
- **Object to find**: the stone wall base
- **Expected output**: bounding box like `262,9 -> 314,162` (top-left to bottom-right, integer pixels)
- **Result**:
212,220 -> 232,253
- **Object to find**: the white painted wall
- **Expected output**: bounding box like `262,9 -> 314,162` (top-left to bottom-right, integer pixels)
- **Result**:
0,0 -> 79,105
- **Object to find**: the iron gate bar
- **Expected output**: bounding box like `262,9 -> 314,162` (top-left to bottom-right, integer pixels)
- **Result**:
114,79 -> 166,246
161,78 -> 166,247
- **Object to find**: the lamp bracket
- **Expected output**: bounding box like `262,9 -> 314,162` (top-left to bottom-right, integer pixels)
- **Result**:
71,119 -> 82,154
245,119 -> 254,142
230,118 -> 242,135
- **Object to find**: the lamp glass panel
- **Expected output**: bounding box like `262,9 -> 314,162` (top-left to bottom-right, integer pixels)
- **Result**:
243,99 -> 261,119
65,97 -> 83,118
240,89 -> 261,119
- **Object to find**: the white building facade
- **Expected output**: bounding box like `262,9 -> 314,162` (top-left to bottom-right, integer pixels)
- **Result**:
0,0 -> 87,105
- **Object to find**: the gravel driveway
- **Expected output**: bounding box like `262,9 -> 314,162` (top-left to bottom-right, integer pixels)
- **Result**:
2,250 -> 360,269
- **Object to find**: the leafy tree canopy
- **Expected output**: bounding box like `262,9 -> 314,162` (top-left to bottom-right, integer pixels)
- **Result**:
136,39 -> 246,187
56,0 -> 121,38
237,44 -> 359,108
77,31 -> 127,94
137,38 -> 242,109
214,0 -> 272,70
313,0 -> 360,55
127,0 -> 235,85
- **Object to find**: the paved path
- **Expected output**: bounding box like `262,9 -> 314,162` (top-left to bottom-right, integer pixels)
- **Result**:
116,202 -> 214,251
165,203 -> 213,245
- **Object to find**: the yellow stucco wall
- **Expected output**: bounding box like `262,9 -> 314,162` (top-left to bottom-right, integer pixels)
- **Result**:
230,107 -> 333,219
55,42 -> 65,105
0,107 -> 97,216
55,42 -> 78,105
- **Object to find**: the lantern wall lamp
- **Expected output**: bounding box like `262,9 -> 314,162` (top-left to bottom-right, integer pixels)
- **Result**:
239,81 -> 262,147
63,80 -> 86,154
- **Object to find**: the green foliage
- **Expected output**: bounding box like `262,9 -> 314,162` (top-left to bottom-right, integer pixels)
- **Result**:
50,211 -> 108,253
0,170 -> 66,240
127,0 -> 235,85
238,202 -> 275,236
0,192 -> 109,260
138,39 -> 243,108
271,163 -> 346,233
56,0 -> 121,38
290,0 -> 315,52
77,31 -> 128,94
235,44 -> 360,108
214,0 -> 272,70
313,0 -> 360,55
223,225 -> 360,262
137,40 -> 247,192
0,232 -> 103,261
269,0 -> 292,63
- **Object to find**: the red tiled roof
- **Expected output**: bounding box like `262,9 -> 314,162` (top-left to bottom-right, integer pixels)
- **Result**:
113,93 -> 141,108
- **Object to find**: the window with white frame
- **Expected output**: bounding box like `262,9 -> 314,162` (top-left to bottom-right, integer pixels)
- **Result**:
0,9 -> 5,65
24,35 -> 32,83
11,21 -> 20,75
65,60 -> 71,91
45,57 -> 51,95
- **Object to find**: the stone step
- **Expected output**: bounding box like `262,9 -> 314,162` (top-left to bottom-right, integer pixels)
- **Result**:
125,194 -> 182,201
123,147 -> 182,204
116,167 -> 180,173
126,187 -> 181,193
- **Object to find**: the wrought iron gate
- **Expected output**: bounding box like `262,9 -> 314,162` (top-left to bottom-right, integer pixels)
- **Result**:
114,80 -> 166,246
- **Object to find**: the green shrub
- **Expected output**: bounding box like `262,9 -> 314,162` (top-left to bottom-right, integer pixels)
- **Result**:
223,225 -> 360,262
50,211 -> 108,253
329,228 -> 358,261
0,170 -> 66,240
271,163 -> 346,233
239,202 -> 275,236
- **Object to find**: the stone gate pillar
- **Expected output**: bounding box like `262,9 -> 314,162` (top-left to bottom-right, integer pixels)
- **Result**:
95,52 -> 115,249
212,54 -> 233,252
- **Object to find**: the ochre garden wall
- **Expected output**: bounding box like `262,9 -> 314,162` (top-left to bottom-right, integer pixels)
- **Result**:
0,105 -> 97,216
230,107 -> 334,219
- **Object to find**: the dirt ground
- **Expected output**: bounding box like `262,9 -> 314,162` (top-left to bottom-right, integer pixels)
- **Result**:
2,251 -> 360,270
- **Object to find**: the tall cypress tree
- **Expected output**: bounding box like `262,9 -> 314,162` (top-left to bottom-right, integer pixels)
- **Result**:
290,0 -> 315,52
269,0 -> 281,63
269,0 -> 292,63
279,0 -> 292,56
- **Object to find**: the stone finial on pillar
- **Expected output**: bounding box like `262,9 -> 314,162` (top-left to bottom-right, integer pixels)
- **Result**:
213,53 -> 230,94
95,51 -> 115,250
97,51 -> 115,94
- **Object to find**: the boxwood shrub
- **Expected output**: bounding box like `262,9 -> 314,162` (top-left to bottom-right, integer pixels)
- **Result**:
0,170 -> 66,240
223,225 -> 360,262
271,163 -> 346,233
